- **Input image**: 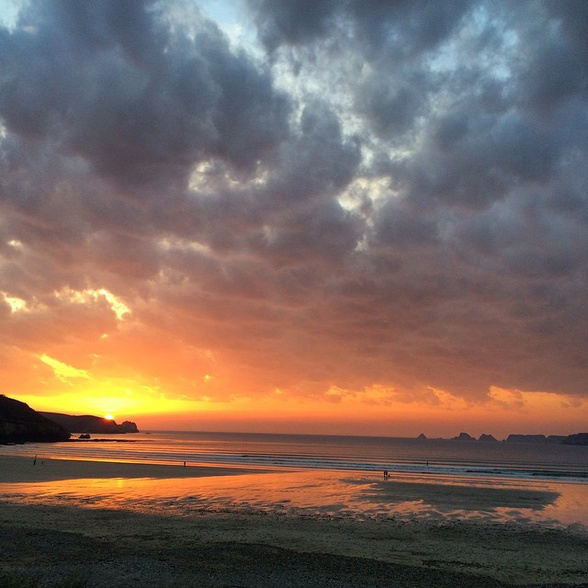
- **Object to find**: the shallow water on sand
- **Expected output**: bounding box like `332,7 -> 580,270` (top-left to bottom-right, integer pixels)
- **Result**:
2,468 -> 587,530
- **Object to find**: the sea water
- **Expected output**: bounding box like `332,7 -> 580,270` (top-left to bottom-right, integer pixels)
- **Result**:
2,430 -> 587,483
2,431 -> 588,527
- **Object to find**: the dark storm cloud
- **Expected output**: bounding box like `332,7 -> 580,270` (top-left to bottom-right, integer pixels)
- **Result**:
394,110 -> 559,209
0,0 -> 290,189
243,0 -> 588,399
1,0 -> 587,405
249,0 -> 470,58
263,102 -> 361,207
529,0 -> 588,110
247,0 -> 338,51
355,74 -> 428,140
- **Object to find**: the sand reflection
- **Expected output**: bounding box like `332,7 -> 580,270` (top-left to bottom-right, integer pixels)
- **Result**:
2,464 -> 588,529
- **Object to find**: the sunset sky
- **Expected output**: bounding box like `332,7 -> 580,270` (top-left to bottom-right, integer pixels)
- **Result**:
1,0 -> 587,438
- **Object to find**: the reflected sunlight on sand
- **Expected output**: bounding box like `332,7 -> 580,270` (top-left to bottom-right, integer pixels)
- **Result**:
2,467 -> 588,530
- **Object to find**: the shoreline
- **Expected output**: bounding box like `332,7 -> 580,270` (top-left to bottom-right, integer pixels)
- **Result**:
1,455 -> 588,587
0,455 -> 271,483
3,429 -> 587,486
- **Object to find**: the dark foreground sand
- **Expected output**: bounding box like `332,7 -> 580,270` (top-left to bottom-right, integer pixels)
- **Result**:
1,457 -> 587,588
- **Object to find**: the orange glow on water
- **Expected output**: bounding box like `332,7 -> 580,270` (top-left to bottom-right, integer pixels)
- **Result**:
2,466 -> 587,527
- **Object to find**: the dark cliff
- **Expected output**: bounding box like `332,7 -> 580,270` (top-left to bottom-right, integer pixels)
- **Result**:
562,433 -> 588,446
40,412 -> 139,434
506,434 -> 547,444
0,395 -> 70,443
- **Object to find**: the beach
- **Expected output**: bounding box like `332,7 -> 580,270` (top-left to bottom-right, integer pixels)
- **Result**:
1,456 -> 587,587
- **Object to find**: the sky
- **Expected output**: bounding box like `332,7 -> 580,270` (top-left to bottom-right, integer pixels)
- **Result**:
0,0 -> 587,438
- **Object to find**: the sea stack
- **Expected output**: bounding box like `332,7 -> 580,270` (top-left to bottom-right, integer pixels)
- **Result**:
478,433 -> 498,442
452,432 -> 475,441
506,434 -> 547,443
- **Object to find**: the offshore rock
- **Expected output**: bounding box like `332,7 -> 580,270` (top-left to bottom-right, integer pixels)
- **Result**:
452,432 -> 475,441
120,420 -> 139,433
478,433 -> 499,442
506,434 -> 547,443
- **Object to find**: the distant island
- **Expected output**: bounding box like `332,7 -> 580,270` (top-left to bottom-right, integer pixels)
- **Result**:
417,432 -> 588,446
40,412 -> 139,434
1,394 -> 139,444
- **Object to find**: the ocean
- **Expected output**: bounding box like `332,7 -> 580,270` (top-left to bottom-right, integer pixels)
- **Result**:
2,431 -> 588,528
2,430 -> 587,483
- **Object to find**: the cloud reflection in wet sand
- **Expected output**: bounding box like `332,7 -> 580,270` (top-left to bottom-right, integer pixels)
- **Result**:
2,470 -> 587,529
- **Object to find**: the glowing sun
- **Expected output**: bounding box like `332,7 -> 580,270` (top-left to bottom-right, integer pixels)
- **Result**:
104,413 -> 114,420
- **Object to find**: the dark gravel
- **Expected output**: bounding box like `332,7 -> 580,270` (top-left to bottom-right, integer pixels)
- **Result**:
2,525 -> 585,588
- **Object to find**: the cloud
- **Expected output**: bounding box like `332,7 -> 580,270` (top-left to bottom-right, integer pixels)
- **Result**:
0,0 -> 587,418
0,0 -> 291,190
249,0 -> 470,58
40,353 -> 90,381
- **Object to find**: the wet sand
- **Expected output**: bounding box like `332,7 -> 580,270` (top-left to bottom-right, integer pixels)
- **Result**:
1,456 -> 587,587
0,454 -> 268,482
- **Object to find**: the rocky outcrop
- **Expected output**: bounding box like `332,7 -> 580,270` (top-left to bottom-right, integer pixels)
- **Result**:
417,433 -> 427,440
419,432 -> 588,445
562,433 -> 588,446
452,432 -> 475,441
119,420 -> 139,433
506,434 -> 547,443
0,395 -> 70,443
40,412 -> 139,434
